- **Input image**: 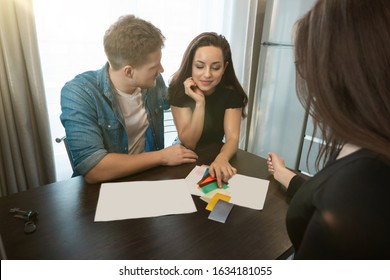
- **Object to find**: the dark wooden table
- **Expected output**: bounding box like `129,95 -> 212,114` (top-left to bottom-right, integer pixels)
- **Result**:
0,143 -> 292,259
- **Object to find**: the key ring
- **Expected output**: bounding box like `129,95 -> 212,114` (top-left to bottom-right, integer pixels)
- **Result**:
9,208 -> 39,234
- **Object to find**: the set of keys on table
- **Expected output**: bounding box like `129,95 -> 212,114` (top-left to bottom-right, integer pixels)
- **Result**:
9,208 -> 39,233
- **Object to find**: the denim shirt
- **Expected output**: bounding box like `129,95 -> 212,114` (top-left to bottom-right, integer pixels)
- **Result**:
60,64 -> 169,176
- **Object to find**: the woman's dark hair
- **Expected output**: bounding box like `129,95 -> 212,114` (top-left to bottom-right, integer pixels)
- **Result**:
294,0 -> 390,168
168,32 -> 248,117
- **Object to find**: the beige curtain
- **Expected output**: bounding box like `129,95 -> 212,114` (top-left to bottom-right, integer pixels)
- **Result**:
0,0 -> 56,197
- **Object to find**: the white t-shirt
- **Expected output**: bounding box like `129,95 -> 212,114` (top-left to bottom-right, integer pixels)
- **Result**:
115,88 -> 149,154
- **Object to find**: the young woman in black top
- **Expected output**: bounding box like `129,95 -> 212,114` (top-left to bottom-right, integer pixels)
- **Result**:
169,32 -> 248,187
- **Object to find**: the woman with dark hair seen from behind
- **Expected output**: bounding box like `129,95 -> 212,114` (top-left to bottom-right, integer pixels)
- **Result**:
267,0 -> 390,259
169,32 -> 248,187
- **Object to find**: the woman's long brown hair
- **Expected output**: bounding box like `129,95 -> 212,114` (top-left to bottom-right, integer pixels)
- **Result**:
294,0 -> 390,169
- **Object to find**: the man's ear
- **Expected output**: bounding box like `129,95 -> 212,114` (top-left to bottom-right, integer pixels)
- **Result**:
123,65 -> 134,78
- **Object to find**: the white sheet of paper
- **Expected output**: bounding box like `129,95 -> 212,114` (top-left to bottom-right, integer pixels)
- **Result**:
228,174 -> 268,210
94,179 -> 197,222
185,165 -> 269,210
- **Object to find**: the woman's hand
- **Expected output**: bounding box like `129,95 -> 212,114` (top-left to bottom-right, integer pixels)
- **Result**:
184,77 -> 205,104
209,155 -> 237,188
267,152 -> 295,188
267,152 -> 286,175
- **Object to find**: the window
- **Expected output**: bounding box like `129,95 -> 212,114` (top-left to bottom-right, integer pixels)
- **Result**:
33,0 -> 226,181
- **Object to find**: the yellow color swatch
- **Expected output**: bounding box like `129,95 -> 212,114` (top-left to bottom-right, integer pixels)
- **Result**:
206,193 -> 231,211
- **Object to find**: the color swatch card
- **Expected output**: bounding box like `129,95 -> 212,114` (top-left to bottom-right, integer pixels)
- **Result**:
197,168 -> 214,186
206,193 -> 231,211
199,181 -> 229,194
208,200 -> 234,223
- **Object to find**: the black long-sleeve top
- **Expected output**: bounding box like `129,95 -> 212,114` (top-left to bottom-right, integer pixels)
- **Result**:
286,149 -> 390,259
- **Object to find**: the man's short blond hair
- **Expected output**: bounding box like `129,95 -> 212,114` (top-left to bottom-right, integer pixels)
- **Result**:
103,15 -> 165,70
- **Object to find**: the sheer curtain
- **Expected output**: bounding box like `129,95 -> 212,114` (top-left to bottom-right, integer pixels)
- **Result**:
0,0 -> 56,197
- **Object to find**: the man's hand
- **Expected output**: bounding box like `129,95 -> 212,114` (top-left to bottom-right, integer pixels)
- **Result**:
160,144 -> 198,166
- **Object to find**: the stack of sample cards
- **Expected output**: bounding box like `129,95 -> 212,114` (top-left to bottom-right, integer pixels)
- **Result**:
185,165 -> 269,210
197,168 -> 234,223
197,168 -> 229,194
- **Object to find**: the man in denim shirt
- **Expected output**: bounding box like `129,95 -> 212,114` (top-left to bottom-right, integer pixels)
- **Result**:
60,15 -> 198,184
